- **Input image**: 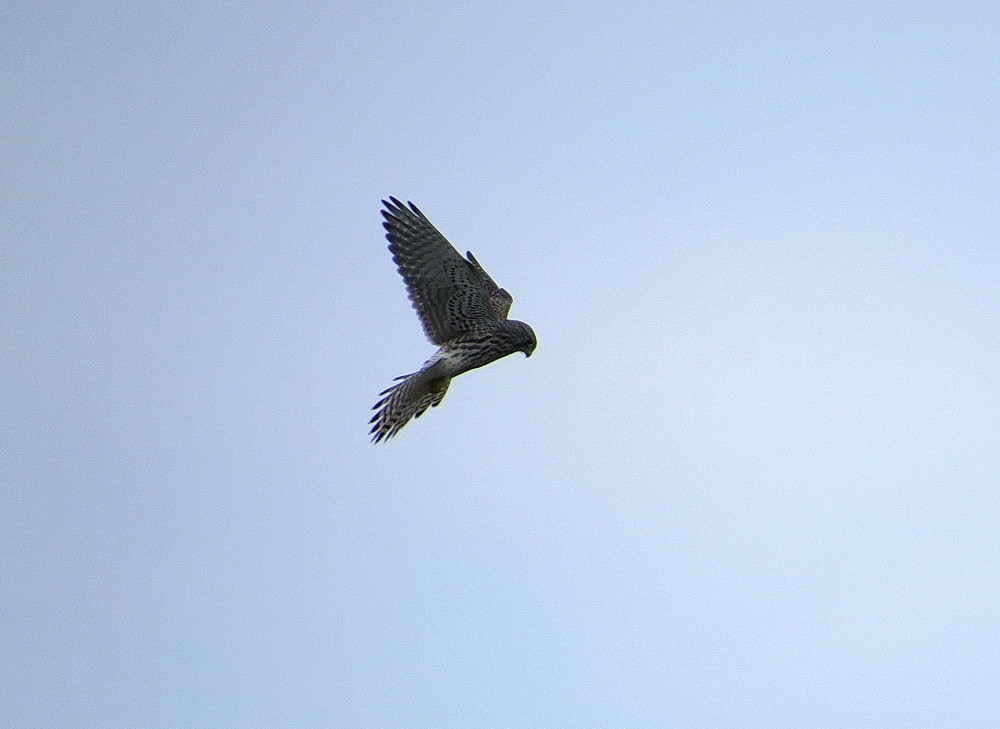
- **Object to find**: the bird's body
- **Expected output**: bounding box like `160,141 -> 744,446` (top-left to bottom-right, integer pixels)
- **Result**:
370,198 -> 536,442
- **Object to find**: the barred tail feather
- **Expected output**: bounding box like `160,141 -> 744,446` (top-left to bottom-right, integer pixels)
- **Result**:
369,365 -> 450,442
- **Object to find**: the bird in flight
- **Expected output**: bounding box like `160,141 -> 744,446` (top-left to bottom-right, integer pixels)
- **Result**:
370,198 -> 537,442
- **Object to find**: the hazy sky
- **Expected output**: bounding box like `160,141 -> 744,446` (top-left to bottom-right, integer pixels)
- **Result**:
5,1 -> 1000,727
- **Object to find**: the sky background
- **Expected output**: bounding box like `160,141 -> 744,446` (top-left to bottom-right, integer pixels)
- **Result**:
4,1 -> 1000,726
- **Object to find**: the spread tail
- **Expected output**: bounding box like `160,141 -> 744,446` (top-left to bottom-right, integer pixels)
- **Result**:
369,364 -> 450,442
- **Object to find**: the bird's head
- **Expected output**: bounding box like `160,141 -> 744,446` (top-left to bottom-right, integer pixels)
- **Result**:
510,320 -> 537,357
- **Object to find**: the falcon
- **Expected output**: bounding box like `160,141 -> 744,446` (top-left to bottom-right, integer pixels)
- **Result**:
370,197 -> 537,442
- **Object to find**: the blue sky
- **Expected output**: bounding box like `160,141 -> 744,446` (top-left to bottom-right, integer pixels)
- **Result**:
5,1 -> 1000,726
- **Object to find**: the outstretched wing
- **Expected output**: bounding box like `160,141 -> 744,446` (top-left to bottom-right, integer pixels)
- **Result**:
382,197 -> 498,344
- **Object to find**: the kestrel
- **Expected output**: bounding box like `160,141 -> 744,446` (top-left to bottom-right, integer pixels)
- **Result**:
370,198 -> 537,442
